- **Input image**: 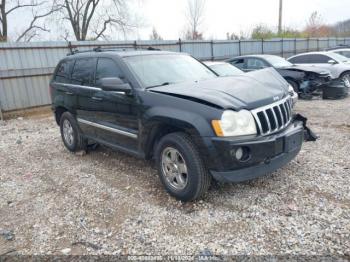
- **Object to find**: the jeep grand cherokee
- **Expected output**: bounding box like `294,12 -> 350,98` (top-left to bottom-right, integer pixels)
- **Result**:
50,49 -> 316,201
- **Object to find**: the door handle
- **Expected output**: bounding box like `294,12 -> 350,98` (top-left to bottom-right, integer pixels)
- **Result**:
91,96 -> 103,101
65,91 -> 74,95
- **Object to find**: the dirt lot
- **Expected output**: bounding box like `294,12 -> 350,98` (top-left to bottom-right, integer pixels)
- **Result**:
0,97 -> 349,257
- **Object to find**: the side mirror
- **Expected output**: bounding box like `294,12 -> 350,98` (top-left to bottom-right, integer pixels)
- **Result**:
100,77 -> 132,93
328,60 -> 337,65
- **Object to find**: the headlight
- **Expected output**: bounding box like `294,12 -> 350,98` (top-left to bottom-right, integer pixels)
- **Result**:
288,84 -> 294,95
212,110 -> 257,137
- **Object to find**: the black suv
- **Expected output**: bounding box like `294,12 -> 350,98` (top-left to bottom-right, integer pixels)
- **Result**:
50,49 -> 316,201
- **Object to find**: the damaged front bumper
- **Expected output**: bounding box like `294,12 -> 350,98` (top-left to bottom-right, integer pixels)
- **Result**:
207,114 -> 317,183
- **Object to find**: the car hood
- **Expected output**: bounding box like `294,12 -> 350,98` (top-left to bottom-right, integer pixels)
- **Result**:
278,65 -> 330,75
149,68 -> 289,110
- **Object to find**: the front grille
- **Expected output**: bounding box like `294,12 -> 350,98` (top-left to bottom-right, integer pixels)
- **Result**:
251,96 -> 293,136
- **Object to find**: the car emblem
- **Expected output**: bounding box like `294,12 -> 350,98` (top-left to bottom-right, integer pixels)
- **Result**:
273,96 -> 279,101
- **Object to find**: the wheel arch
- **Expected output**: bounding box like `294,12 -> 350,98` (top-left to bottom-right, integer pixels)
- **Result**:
340,70 -> 350,78
141,107 -> 214,160
54,106 -> 68,125
142,119 -> 206,160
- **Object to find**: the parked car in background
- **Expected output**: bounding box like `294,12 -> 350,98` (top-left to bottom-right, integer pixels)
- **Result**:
287,52 -> 350,87
226,55 -> 331,96
205,60 -> 298,105
204,61 -> 244,76
50,49 -> 316,201
328,48 -> 350,59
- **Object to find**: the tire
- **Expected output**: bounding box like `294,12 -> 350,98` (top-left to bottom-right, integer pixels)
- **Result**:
286,79 -> 299,93
340,72 -> 350,88
59,112 -> 87,152
155,132 -> 211,202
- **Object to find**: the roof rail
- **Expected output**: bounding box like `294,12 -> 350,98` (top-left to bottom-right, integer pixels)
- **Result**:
67,45 -> 161,56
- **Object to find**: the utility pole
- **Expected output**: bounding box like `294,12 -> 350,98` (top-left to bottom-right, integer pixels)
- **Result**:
278,0 -> 283,35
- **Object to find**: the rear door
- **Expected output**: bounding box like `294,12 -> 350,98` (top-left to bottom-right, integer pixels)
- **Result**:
70,57 -> 98,137
51,59 -> 76,111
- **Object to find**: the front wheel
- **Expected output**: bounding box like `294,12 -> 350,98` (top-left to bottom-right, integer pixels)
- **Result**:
155,132 -> 211,202
340,72 -> 350,88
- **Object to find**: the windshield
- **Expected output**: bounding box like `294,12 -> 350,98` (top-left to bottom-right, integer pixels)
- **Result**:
327,52 -> 349,62
125,54 -> 217,88
210,63 -> 244,76
264,56 -> 293,68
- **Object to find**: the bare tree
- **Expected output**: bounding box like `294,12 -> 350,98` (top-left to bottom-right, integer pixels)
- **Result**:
53,0 -> 135,41
184,0 -> 206,40
304,11 -> 334,37
0,0 -> 55,42
149,27 -> 162,40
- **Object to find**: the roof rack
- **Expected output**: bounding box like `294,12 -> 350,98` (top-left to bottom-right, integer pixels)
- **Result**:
67,45 -> 161,56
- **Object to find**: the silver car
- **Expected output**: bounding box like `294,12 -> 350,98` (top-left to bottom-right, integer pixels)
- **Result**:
205,61 -> 298,105
204,61 -> 244,76
288,51 -> 350,87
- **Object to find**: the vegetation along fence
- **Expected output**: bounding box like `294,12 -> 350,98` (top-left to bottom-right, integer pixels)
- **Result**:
1,37 -> 350,115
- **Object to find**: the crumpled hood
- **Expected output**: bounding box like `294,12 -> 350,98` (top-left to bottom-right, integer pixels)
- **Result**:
280,65 -> 330,75
149,68 -> 289,110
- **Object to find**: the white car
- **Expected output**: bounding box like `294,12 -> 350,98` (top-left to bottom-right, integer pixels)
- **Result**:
288,51 -> 350,87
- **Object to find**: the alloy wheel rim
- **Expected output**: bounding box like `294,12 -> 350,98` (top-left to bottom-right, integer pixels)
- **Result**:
342,74 -> 350,88
161,147 -> 188,190
63,119 -> 74,146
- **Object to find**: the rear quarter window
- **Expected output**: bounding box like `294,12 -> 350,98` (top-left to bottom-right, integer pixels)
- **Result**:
54,60 -> 74,83
71,58 -> 96,86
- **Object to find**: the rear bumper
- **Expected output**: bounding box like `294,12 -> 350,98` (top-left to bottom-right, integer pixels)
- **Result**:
204,120 -> 305,183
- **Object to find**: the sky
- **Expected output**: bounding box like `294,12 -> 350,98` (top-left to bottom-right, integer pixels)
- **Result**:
8,0 -> 350,41
133,0 -> 350,40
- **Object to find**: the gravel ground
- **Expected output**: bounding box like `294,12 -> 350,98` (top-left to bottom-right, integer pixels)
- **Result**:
0,97 -> 349,257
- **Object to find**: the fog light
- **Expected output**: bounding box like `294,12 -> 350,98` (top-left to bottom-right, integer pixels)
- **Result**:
232,146 -> 250,162
235,147 -> 243,160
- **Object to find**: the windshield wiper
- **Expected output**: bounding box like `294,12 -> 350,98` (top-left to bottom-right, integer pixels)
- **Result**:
145,82 -> 172,89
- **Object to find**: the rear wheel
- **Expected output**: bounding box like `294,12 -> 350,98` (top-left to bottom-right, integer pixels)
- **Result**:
155,132 -> 211,202
59,112 -> 87,152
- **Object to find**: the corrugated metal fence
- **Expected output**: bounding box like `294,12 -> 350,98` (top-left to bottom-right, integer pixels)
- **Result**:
1,37 -> 350,114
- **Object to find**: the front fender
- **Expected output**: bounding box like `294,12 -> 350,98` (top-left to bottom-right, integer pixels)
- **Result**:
144,106 -> 215,137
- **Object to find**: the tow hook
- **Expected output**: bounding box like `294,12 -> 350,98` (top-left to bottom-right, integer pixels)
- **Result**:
294,114 -> 319,142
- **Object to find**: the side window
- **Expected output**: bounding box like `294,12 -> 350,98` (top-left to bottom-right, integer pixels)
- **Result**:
230,59 -> 245,69
289,55 -> 309,64
54,60 -> 73,83
308,54 -> 330,63
246,58 -> 268,69
339,51 -> 350,58
95,58 -> 123,86
71,58 -> 95,86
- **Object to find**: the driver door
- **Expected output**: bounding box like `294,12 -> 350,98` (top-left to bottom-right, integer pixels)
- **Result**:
89,58 -> 139,153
